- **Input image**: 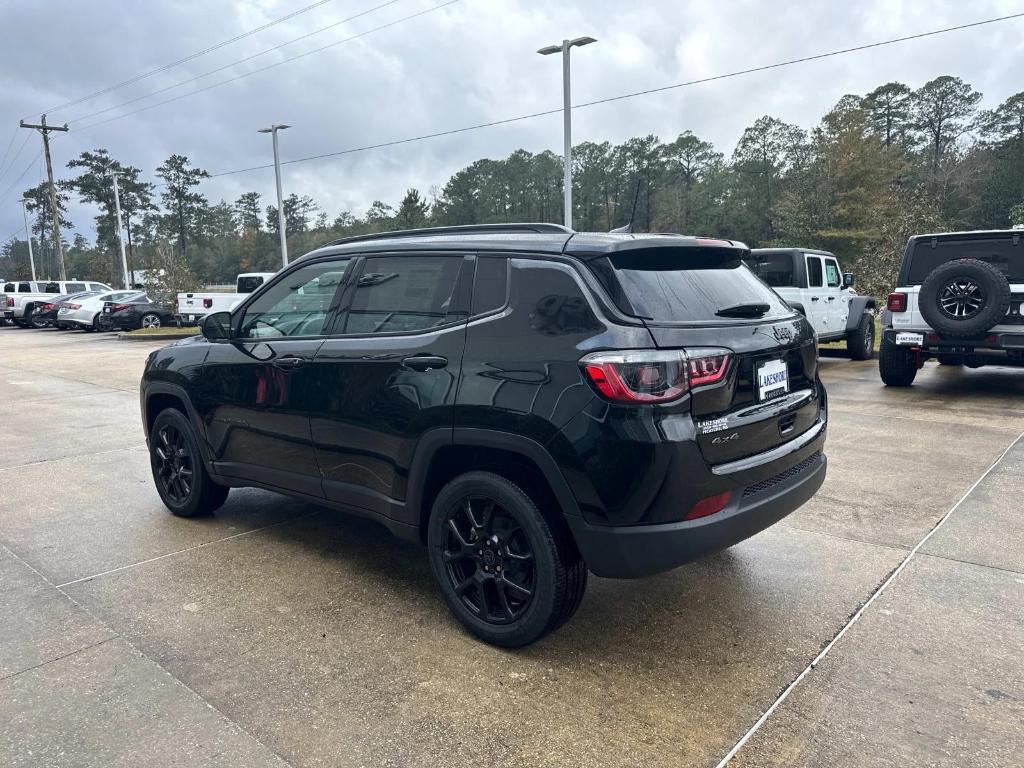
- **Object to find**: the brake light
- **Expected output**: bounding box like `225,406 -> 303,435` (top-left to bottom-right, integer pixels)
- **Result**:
580,348 -> 731,404
67,303 -> 81,310
41,303 -> 54,311
684,490 -> 733,521
887,292 -> 907,312
203,298 -> 213,309
4,297 -> 11,308
112,303 -> 132,313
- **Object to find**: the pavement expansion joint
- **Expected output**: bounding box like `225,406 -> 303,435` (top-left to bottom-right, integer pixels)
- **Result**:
712,428 -> 1024,768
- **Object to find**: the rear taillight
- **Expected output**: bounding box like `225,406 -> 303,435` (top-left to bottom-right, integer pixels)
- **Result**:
112,303 -> 131,313
67,303 -> 81,310
41,303 -> 54,311
887,292 -> 907,312
4,297 -> 12,308
580,348 -> 731,404
203,298 -> 213,309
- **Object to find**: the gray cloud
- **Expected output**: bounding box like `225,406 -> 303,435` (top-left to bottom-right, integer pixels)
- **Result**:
1,0 -> 1022,245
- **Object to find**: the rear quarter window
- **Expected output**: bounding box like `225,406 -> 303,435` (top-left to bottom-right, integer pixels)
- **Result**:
748,253 -> 795,287
592,247 -> 792,324
907,237 -> 1024,284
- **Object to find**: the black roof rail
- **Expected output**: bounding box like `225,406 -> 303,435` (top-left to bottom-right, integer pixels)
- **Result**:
321,222 -> 573,248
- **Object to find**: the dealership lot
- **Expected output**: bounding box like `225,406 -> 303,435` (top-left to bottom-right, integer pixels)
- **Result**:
1,328 -> 1022,767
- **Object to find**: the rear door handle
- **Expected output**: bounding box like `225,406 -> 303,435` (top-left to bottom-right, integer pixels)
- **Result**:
272,356 -> 306,371
402,355 -> 448,371
827,297 -> 836,301
811,297 -> 820,302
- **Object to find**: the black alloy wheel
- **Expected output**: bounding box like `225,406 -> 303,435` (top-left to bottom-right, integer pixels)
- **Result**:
149,409 -> 229,517
938,277 -> 985,319
154,423 -> 194,505
441,494 -> 536,624
428,471 -> 587,647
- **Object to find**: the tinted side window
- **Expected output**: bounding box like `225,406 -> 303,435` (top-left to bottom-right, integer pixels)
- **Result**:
340,256 -> 465,335
806,257 -> 823,287
748,253 -> 794,287
472,256 -> 509,316
825,259 -> 841,287
18,283 -> 32,292
65,282 -> 87,293
239,260 -> 349,339
3,283 -> 13,292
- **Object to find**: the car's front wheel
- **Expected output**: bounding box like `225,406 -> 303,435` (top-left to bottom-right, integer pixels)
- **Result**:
427,471 -> 587,647
149,409 -> 229,517
141,313 -> 162,329
847,312 -> 875,360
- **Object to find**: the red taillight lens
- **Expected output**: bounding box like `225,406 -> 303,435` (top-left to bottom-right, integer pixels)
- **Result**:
684,491 -> 733,521
41,303 -> 54,311
581,348 -> 731,404
67,303 -> 81,310
112,303 -> 131,313
5,297 -> 12,307
887,292 -> 907,312
203,298 -> 213,309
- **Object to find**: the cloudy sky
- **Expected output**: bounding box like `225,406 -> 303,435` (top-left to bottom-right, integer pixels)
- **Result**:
1,0 -> 1022,245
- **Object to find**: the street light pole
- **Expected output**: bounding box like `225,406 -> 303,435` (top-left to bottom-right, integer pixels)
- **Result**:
18,199 -> 36,280
538,36 -> 596,231
109,173 -> 131,289
258,124 -> 291,268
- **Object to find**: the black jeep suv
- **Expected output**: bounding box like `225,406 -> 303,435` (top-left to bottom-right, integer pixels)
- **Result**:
140,224 -> 828,646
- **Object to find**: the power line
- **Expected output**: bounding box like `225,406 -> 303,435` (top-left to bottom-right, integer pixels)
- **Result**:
0,150 -> 42,203
0,132 -> 33,184
69,0 -> 412,128
36,0 -> 344,118
181,10 -> 1024,183
0,128 -> 17,176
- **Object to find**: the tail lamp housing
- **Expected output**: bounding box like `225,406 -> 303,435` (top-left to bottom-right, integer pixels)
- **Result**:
887,292 -> 908,312
111,303 -> 132,313
580,348 -> 731,404
203,298 -> 213,309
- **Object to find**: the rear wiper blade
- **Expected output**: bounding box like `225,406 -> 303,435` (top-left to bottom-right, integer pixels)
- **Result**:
716,302 -> 771,318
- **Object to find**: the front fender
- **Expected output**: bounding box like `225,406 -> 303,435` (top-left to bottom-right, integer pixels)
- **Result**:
845,296 -> 876,332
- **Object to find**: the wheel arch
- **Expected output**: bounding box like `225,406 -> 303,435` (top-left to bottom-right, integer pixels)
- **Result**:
845,296 -> 876,332
408,428 -> 582,549
143,382 -> 213,466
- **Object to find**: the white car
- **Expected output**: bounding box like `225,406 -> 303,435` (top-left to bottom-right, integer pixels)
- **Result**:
58,290 -> 144,331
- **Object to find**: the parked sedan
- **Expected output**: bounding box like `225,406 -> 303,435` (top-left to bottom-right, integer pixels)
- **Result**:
103,296 -> 176,330
31,292 -> 98,329
58,290 -> 143,331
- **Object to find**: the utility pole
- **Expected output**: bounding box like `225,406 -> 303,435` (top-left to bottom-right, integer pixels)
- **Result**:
18,198 -> 37,280
109,173 -> 130,289
538,37 -> 596,231
20,115 -> 69,280
258,124 -> 291,267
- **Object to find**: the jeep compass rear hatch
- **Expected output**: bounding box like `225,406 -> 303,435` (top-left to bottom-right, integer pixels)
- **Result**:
586,242 -> 820,464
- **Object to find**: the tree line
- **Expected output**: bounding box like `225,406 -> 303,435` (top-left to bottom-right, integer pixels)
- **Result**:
2,74 -> 1023,301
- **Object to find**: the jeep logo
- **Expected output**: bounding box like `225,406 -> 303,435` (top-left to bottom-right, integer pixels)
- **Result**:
773,325 -> 794,343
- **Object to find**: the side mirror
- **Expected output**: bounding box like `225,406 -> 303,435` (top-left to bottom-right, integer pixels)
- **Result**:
843,272 -> 855,288
201,311 -> 233,341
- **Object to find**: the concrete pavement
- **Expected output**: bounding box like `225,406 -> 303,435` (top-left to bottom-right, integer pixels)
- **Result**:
1,326 -> 1021,767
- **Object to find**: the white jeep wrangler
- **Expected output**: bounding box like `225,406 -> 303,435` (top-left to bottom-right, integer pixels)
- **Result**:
750,248 -> 876,360
880,228 -> 1024,386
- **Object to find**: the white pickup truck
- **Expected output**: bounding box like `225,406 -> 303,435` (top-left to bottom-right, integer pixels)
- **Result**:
3,279 -> 114,328
749,248 -> 877,360
176,272 -> 275,324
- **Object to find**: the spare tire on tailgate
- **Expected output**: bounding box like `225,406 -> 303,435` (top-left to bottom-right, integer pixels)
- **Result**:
918,259 -> 1011,339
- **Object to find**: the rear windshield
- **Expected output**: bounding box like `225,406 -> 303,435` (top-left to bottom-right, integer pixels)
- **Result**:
748,252 -> 794,287
908,237 -> 1024,284
593,248 -> 793,324
237,276 -> 265,293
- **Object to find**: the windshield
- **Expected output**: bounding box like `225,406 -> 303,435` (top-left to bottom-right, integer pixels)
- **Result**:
593,247 -> 793,324
908,237 -> 1024,284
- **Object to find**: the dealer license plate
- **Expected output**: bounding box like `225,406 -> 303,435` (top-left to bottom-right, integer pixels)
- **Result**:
757,358 -> 789,402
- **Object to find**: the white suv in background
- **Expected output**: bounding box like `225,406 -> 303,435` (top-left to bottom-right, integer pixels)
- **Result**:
750,248 -> 877,360
880,228 -> 1024,386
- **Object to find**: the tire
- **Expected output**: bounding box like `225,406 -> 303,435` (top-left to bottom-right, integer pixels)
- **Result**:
879,336 -> 918,387
141,313 -> 162,329
427,471 -> 587,647
846,312 -> 875,360
918,259 -> 1011,339
149,409 -> 229,517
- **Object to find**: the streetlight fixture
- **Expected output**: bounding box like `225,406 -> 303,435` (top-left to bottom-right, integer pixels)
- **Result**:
258,124 -> 291,267
17,198 -> 37,280
538,36 -> 596,231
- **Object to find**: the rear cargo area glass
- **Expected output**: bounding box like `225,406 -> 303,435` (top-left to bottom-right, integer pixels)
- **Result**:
908,238 -> 1024,283
596,248 -> 792,322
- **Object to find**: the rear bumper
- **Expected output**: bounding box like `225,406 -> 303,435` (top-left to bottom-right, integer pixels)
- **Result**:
883,328 -> 1024,362
566,448 -> 826,578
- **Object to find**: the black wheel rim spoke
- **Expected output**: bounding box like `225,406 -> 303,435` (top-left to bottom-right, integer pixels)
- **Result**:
153,424 -> 194,505
442,493 -> 536,625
